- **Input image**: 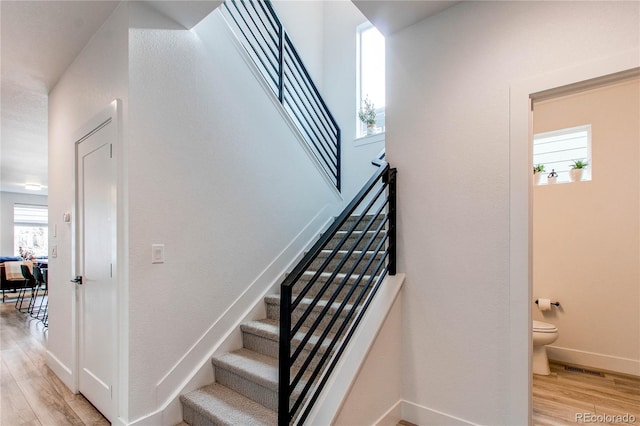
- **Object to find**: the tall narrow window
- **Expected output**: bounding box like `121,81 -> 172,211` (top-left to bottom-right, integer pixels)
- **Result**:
533,125 -> 592,184
14,204 -> 48,257
357,22 -> 385,136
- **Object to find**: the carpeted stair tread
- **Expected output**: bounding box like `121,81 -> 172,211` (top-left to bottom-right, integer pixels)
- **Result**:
263,293 -> 355,317
316,249 -> 382,257
180,383 -> 276,426
241,319 -> 336,354
298,270 -> 375,285
181,212 -> 389,424
212,348 -> 279,391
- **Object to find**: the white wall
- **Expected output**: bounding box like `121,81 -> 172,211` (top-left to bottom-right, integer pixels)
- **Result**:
271,0 -> 325,90
323,0 -> 385,205
0,191 -> 48,255
47,0 -> 130,420
271,0 -> 384,205
125,3 -> 341,421
533,78 -> 640,375
333,294 -> 403,425
387,2 -> 639,424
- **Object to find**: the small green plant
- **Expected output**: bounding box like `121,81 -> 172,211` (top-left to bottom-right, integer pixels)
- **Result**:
358,96 -> 376,126
570,160 -> 589,169
533,164 -> 545,174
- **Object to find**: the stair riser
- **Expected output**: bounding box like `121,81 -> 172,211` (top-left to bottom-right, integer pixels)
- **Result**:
241,331 -> 332,370
339,216 -> 386,232
310,252 -> 384,275
295,278 -> 375,303
182,404 -> 217,426
214,367 -> 279,412
265,300 -> 359,334
323,232 -> 386,251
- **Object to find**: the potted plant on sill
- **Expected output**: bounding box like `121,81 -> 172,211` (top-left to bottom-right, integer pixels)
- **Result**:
359,96 -> 377,136
533,164 -> 545,185
569,159 -> 589,182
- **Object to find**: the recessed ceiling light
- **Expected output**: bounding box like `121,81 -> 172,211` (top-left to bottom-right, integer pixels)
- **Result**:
25,184 -> 42,191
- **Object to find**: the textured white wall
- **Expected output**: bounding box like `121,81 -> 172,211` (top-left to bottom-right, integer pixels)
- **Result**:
533,78 -> 640,375
387,1 -> 639,424
125,3 -> 341,420
271,0 -> 325,90
322,0 -> 385,205
0,191 -> 48,255
47,3 -> 129,418
268,0 -> 383,206
333,294 -> 403,425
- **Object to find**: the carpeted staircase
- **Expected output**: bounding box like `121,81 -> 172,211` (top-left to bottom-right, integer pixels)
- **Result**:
180,215 -> 385,425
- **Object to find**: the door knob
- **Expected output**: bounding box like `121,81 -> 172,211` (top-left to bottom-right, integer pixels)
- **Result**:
70,275 -> 83,285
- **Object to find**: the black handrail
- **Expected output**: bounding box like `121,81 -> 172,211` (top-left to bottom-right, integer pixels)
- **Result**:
221,0 -> 341,191
279,162 -> 397,425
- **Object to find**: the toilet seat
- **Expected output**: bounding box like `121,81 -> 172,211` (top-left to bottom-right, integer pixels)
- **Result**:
533,320 -> 557,333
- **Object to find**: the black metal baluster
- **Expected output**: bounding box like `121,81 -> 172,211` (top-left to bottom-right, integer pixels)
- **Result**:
278,284 -> 292,426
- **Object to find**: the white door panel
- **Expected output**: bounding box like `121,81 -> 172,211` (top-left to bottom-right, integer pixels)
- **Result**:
76,111 -> 116,421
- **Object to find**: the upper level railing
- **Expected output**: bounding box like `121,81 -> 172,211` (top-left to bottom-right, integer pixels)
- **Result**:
278,162 -> 396,425
221,0 -> 341,191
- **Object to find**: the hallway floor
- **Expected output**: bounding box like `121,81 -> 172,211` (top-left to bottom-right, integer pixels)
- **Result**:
533,362 -> 640,425
0,297 -> 109,425
3,296 -> 639,426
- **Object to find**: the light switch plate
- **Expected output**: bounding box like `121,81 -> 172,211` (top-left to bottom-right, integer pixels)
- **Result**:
152,244 -> 164,264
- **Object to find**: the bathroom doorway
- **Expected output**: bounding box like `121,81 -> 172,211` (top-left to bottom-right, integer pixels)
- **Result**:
530,70 -> 640,422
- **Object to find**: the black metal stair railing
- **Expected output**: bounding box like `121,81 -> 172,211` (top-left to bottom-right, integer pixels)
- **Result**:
279,162 -> 397,425
221,0 -> 341,191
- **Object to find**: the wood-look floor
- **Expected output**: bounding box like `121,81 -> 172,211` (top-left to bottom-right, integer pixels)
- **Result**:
3,296 -> 639,426
0,296 -> 109,425
534,362 -> 640,425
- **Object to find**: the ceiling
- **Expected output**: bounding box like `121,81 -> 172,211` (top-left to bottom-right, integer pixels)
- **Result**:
1,1 -> 119,195
0,0 -> 457,197
352,0 -> 459,36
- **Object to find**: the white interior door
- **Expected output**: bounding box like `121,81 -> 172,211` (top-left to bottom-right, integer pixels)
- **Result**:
76,108 -> 117,421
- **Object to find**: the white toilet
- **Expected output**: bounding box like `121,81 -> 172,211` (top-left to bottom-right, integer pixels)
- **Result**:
532,320 -> 559,375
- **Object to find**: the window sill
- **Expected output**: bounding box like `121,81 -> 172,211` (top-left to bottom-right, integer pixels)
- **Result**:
354,132 -> 385,147
535,179 -> 592,186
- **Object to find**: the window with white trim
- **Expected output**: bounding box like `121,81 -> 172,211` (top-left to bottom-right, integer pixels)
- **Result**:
533,125 -> 592,184
357,22 -> 385,136
14,204 -> 48,258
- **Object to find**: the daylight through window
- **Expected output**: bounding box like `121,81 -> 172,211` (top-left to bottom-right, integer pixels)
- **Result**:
357,23 -> 385,136
14,204 -> 48,258
533,125 -> 591,184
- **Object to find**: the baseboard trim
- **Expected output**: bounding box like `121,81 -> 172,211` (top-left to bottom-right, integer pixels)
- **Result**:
399,400 -> 477,426
143,205 -> 334,425
373,400 -> 403,426
374,400 -> 478,426
45,349 -> 76,393
547,345 -> 640,377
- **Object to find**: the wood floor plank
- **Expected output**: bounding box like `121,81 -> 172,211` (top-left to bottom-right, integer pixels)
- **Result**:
15,375 -> 85,426
2,346 -> 42,382
66,396 -> 111,426
532,411 -> 574,426
0,361 -> 41,426
534,364 -> 640,426
1,301 -> 109,426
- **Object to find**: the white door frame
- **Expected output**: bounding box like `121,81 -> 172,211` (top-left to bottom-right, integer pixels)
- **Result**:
508,51 -> 639,425
73,99 -> 121,422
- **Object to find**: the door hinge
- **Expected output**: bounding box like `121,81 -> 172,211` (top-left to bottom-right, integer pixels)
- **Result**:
110,263 -> 113,278
110,144 -> 113,158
